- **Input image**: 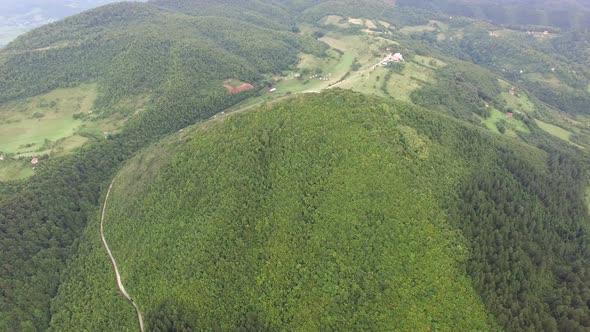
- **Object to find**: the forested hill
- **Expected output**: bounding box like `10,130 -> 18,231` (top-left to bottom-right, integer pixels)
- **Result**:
2,0 -> 590,331
50,90 -> 590,331
0,1 -> 324,107
398,0 -> 590,29
0,1 -> 327,330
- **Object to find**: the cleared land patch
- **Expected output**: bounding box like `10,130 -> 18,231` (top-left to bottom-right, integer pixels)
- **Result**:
0,84 -> 97,156
481,108 -> 530,138
535,119 -> 574,142
0,83 -> 140,180
0,160 -> 34,181
223,79 -> 254,94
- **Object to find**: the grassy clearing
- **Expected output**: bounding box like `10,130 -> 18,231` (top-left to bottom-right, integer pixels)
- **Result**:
400,25 -> 436,34
481,108 -> 530,138
231,30 -> 446,113
535,119 -> 573,141
271,32 -> 444,104
498,80 -> 536,113
525,73 -> 568,89
379,62 -> 437,102
365,19 -> 377,29
0,83 -> 139,158
0,83 -> 140,180
414,55 -> 446,68
0,84 -> 96,155
378,20 -> 391,27
274,33 -> 391,96
0,160 -> 34,181
385,73 -> 424,102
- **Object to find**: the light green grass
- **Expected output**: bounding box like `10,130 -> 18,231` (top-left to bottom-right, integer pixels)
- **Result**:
337,65 -> 388,97
385,73 -> 423,102
275,33 -> 387,95
498,80 -> 536,113
377,20 -> 391,28
0,84 -> 97,155
414,55 -> 446,68
321,15 -> 349,28
380,62 -> 437,102
0,160 -> 35,181
399,25 -> 436,34
51,135 -> 90,157
525,73 -> 567,89
481,108 -> 530,137
365,19 -> 377,29
535,119 -> 573,141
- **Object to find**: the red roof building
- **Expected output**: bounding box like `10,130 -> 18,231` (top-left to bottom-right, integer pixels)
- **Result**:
224,82 -> 254,94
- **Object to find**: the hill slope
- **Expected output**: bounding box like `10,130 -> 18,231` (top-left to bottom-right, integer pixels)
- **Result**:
50,90 -> 495,330
52,90 -> 590,331
2,0 -> 590,331
0,1 -> 326,330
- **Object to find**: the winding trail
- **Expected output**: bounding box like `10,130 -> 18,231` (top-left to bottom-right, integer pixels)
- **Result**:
100,177 -> 144,332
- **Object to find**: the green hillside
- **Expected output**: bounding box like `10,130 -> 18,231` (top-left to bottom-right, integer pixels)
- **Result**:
51,90 -> 590,331
51,90 -> 493,331
2,0 -> 590,331
398,0 -> 590,29
0,1 -> 327,330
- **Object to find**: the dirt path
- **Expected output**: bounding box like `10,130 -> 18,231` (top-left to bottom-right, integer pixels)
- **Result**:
100,176 -> 144,332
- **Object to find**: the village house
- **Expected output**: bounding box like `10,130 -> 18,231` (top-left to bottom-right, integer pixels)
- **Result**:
381,52 -> 404,66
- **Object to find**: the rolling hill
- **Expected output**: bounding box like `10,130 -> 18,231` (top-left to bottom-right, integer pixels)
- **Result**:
398,0 -> 590,29
51,90 -> 590,331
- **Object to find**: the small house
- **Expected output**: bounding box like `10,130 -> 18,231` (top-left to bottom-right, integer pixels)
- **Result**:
381,52 -> 404,66
506,112 -> 513,118
270,88 -> 277,92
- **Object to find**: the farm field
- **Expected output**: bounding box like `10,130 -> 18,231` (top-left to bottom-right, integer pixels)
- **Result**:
0,84 -> 96,156
229,29 -> 447,117
0,83 -> 139,180
0,160 -> 34,181
498,81 -> 536,114
535,119 -> 574,142
481,108 -> 530,138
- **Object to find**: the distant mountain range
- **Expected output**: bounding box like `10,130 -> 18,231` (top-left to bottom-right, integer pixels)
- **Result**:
0,0 -> 143,46
398,0 -> 590,29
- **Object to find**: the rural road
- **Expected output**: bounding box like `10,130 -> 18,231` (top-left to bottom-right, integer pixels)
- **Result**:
100,177 -> 144,332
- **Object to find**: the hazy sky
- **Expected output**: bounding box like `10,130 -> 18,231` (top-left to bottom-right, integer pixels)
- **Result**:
0,0 -> 142,46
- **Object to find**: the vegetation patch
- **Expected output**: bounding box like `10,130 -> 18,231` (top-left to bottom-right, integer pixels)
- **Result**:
535,119 -> 574,142
223,80 -> 255,94
481,108 -> 530,138
51,91 -> 493,331
0,84 -> 96,156
0,159 -> 34,181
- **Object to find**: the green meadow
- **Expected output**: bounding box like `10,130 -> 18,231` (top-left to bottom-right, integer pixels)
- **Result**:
0,84 -> 97,156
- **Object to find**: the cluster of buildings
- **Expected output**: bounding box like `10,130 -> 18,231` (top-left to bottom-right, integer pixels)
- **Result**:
381,53 -> 404,66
